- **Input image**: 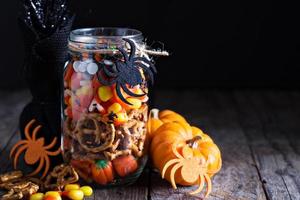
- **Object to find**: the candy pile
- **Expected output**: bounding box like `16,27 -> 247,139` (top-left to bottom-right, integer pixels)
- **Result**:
62,39 -> 151,185
0,165 -> 93,200
30,184 -> 93,200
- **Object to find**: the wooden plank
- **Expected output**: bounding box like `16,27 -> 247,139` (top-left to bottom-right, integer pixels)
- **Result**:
0,131 -> 19,173
210,91 -> 267,200
0,90 -> 30,173
287,91 -> 300,154
150,90 -> 266,200
93,169 -> 149,200
262,91 -> 300,198
233,90 -> 300,200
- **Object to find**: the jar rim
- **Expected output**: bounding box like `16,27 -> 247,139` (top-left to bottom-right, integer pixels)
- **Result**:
69,27 -> 143,44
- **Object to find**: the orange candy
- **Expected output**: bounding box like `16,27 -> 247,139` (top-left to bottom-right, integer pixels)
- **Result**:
112,155 -> 138,177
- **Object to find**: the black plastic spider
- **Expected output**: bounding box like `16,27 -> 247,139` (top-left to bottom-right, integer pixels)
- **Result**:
97,38 -> 157,105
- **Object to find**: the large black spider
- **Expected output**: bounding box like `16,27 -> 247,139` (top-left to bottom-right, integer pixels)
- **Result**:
97,38 -> 157,105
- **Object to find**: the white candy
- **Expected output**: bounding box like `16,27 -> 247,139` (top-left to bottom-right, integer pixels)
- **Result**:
84,59 -> 94,64
104,60 -> 113,65
78,62 -> 87,72
87,63 -> 98,75
80,80 -> 91,86
88,99 -> 104,112
73,61 -> 81,72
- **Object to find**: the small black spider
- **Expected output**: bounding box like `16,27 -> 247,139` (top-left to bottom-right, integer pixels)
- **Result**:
97,38 -> 157,105
107,112 -> 118,124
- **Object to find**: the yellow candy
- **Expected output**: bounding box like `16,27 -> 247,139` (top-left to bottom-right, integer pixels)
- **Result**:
108,103 -> 122,113
126,98 -> 142,109
135,88 -> 144,95
30,193 -> 44,200
44,191 -> 61,200
76,84 -> 92,96
68,189 -> 84,200
115,112 -> 128,123
80,186 -> 93,197
98,86 -> 113,102
65,184 -> 80,191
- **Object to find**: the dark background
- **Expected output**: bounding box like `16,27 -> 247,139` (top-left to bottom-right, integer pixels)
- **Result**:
0,0 -> 299,90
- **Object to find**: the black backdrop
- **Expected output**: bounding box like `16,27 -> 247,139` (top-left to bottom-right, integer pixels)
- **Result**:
0,0 -> 299,89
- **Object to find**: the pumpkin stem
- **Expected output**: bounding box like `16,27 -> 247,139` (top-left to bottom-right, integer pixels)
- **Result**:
186,136 -> 202,149
150,108 -> 160,119
95,160 -> 108,169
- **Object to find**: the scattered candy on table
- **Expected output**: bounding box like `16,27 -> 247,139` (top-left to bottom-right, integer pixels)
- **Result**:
64,184 -> 80,191
29,184 -> 93,200
30,193 -> 44,200
80,186 -> 93,197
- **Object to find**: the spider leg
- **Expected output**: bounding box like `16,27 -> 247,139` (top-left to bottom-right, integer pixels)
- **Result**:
189,174 -> 205,195
116,83 -> 132,105
172,144 -> 184,159
136,62 -> 154,84
133,57 -> 157,73
44,137 -> 58,150
45,145 -> 61,156
32,125 -> 42,141
97,72 -> 117,86
25,119 -> 36,140
204,174 -> 212,198
28,156 -> 44,177
117,46 -> 129,62
41,155 -> 50,179
123,38 -> 136,61
120,83 -> 146,97
170,163 -> 183,189
13,145 -> 28,169
161,158 -> 181,178
10,141 -> 27,158
103,66 -> 119,78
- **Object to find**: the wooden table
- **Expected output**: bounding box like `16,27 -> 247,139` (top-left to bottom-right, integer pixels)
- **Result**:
0,89 -> 299,200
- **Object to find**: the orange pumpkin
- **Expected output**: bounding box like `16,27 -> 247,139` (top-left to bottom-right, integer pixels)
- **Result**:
150,111 -> 221,197
147,109 -> 187,142
147,109 -> 163,141
159,110 -> 187,124
91,160 -> 114,185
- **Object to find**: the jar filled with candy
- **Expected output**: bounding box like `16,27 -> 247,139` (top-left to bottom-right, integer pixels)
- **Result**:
62,28 -> 156,186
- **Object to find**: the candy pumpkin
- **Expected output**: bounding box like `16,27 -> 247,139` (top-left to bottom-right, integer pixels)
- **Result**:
150,111 -> 221,197
91,160 -> 114,185
112,155 -> 138,177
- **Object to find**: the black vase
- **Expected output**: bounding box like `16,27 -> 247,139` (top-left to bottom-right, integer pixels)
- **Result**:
19,17 -> 74,168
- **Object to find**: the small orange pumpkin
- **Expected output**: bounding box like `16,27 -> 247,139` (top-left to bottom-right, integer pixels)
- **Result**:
147,109 -> 187,142
149,110 -> 222,197
159,110 -> 187,124
91,160 -> 114,185
147,109 -> 163,141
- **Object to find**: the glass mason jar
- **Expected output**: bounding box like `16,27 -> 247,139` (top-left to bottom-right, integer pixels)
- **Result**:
62,28 -> 151,186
